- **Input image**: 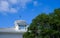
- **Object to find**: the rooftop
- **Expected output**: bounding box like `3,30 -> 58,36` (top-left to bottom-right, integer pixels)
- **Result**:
0,27 -> 27,33
0,20 -> 28,33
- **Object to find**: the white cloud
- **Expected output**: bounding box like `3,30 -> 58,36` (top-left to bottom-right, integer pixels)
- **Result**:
10,8 -> 17,13
8,0 -> 18,4
19,0 -> 32,8
0,0 -> 17,14
8,0 -> 32,8
0,0 -> 33,15
0,1 -> 9,12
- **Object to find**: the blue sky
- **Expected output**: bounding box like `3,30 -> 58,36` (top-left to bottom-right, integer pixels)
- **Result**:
0,0 -> 60,28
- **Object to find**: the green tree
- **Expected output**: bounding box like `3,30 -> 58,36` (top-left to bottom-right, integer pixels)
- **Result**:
23,8 -> 60,38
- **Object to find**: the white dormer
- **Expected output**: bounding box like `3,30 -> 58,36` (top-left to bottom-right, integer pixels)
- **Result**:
14,20 -> 27,31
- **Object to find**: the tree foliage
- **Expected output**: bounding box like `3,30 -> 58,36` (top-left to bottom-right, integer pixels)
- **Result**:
23,8 -> 60,38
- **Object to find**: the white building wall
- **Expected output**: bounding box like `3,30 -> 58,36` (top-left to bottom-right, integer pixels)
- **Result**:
0,33 -> 23,38
0,20 -> 28,38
